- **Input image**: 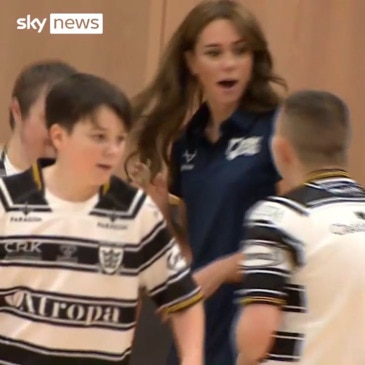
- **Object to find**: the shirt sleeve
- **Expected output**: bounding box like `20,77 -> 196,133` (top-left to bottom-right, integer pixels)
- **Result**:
237,198 -> 306,307
138,196 -> 202,313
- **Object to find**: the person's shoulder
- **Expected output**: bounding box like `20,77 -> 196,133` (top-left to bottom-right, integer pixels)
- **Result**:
105,176 -> 163,215
102,177 -> 166,237
248,194 -> 307,225
283,183 -> 334,208
105,175 -> 146,209
0,167 -> 46,209
255,108 -> 278,118
252,108 -> 278,130
172,131 -> 186,146
174,103 -> 210,145
240,107 -> 277,120
245,194 -> 309,266
171,131 -> 189,160
2,167 -> 37,193
233,108 -> 278,141
246,186 -> 312,236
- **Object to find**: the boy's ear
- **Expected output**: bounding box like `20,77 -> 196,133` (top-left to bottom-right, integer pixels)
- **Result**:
48,123 -> 66,151
9,98 -> 22,129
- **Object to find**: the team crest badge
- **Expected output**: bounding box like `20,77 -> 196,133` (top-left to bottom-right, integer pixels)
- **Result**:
98,243 -> 124,275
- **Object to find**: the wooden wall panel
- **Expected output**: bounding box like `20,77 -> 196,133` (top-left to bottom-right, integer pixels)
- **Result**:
0,0 -> 165,141
163,0 -> 365,183
1,0 -> 364,183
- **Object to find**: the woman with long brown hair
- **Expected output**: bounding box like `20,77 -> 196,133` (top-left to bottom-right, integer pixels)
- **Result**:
127,1 -> 287,364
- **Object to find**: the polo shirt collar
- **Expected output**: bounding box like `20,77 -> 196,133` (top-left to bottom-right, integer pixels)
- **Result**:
185,102 -> 258,142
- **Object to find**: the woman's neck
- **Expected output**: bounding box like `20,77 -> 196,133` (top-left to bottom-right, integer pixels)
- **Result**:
205,101 -> 238,143
208,102 -> 237,126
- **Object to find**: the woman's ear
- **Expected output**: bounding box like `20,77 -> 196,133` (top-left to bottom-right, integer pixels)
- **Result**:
185,51 -> 197,76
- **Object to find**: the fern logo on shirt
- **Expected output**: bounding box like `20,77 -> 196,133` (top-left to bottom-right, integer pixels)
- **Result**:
181,149 -> 197,171
226,137 -> 262,160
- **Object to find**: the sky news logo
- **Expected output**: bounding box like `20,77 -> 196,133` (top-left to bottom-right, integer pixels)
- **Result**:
16,13 -> 103,34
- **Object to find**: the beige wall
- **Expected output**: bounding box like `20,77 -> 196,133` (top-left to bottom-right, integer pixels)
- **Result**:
239,0 -> 365,182
0,0 -> 364,182
0,0 -> 162,134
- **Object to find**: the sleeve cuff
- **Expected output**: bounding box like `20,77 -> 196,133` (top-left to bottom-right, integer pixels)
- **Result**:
239,296 -> 285,307
168,194 -> 181,205
164,290 -> 204,314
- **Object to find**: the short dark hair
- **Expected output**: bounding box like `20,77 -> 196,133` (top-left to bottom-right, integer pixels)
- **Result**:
45,73 -> 132,132
282,90 -> 351,166
9,60 -> 77,129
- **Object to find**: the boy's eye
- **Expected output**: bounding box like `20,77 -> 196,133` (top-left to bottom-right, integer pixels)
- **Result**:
92,134 -> 105,141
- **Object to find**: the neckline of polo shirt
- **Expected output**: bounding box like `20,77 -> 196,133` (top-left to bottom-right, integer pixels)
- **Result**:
185,103 -> 257,142
221,108 -> 256,135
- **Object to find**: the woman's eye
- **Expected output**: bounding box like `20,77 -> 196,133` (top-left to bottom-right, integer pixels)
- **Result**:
206,49 -> 221,57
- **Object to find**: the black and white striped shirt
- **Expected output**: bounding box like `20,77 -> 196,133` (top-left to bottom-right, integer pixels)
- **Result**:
237,171 -> 365,365
0,159 -> 202,365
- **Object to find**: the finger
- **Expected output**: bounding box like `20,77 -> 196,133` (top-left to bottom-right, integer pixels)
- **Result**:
160,312 -> 170,323
130,163 -> 151,187
153,174 -> 168,191
155,308 -> 170,323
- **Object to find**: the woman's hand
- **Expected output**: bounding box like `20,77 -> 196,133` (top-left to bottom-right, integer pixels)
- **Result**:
128,161 -> 170,215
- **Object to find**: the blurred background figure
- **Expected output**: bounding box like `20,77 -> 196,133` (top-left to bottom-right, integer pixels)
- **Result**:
2,60 -> 77,176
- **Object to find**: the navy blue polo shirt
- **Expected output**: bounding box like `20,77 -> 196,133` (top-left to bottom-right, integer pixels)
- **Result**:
168,103 -> 280,365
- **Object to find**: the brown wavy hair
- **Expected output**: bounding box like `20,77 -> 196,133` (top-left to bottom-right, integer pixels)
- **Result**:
125,0 -> 287,180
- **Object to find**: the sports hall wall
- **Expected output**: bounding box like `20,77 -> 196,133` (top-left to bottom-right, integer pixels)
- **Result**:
0,0 -> 364,181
